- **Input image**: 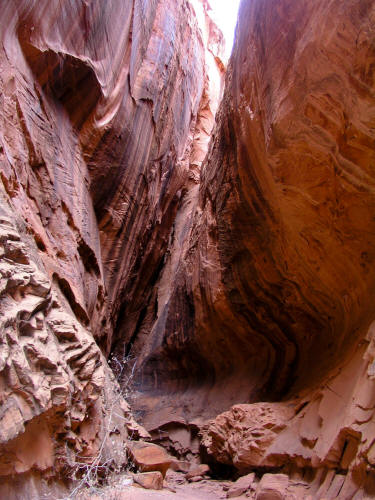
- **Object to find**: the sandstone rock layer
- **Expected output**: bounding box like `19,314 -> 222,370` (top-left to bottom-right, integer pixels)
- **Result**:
134,0 -> 375,405
2,0 -> 375,498
0,0 -> 223,497
129,0 -> 375,497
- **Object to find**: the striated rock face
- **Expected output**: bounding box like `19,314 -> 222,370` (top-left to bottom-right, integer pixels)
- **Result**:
203,0 -> 375,400
0,0 -> 223,497
2,0 -> 223,355
198,0 -> 375,496
134,0 -> 375,403
0,196 -> 133,498
2,0 -> 375,497
129,0 -> 375,496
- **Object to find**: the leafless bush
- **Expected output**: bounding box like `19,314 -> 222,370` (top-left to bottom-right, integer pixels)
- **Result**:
59,353 -> 138,499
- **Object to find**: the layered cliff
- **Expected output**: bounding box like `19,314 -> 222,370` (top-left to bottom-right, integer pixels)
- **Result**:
0,0 -> 223,497
128,0 -> 375,496
134,0 -> 375,402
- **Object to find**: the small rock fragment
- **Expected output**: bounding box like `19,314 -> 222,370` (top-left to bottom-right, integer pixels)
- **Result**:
170,459 -> 191,473
256,473 -> 289,500
227,473 -> 255,498
189,475 -> 204,482
133,471 -> 163,490
186,463 -> 210,479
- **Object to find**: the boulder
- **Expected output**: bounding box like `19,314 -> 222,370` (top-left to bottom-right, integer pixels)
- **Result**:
128,441 -> 173,478
201,403 -> 294,471
133,471 -> 163,490
227,473 -> 256,498
256,474 -> 289,500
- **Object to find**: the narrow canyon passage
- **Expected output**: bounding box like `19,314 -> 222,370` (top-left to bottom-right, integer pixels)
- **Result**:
1,0 -> 375,499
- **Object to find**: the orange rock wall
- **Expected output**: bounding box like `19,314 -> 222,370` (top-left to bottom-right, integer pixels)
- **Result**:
0,1 -> 223,497
198,0 -> 375,495
131,0 -> 375,496
136,0 -> 375,399
2,0 -> 375,497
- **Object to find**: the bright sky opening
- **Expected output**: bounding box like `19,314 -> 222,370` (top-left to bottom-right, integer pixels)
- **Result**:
208,0 -> 242,59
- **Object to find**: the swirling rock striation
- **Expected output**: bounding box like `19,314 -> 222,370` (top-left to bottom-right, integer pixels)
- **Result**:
2,0 -> 375,497
129,0 -> 375,496
135,0 -> 375,403
0,0 -> 223,497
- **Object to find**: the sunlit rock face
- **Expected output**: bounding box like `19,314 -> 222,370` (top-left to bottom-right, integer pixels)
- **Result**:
131,0 -> 375,493
0,0 -> 223,497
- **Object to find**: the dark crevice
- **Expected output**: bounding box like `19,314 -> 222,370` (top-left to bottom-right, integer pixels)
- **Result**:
77,238 -> 100,276
53,273 -> 89,326
125,305 -> 148,357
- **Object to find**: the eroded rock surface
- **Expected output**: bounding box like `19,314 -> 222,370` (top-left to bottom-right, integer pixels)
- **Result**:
133,0 -> 375,408
128,0 -> 375,497
0,196 -> 132,498
201,403 -> 296,471
2,0 -> 375,498
0,0 -> 223,497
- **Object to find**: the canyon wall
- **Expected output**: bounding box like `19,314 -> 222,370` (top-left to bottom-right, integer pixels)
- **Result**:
0,0 -> 223,497
2,0 -> 375,498
129,0 -> 375,496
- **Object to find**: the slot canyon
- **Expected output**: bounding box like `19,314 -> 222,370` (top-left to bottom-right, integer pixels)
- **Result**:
1,0 -> 375,498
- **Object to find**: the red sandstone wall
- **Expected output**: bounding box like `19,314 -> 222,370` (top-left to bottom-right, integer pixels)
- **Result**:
0,1 -> 223,497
